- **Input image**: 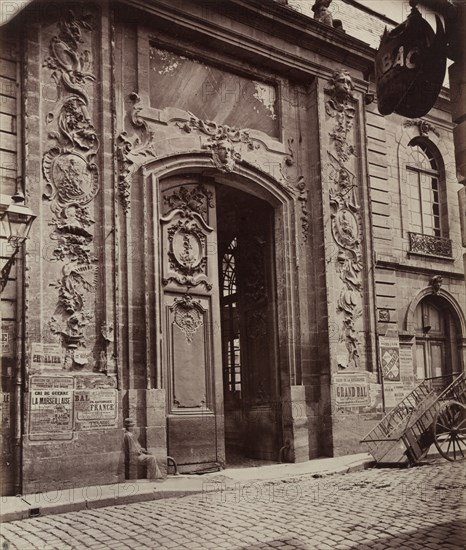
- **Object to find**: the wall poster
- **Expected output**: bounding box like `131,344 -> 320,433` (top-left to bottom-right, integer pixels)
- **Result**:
29,376 -> 74,440
379,336 -> 401,382
334,373 -> 371,408
74,389 -> 118,430
30,343 -> 64,372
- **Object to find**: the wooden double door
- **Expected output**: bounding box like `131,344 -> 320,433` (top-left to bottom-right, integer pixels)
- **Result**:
160,176 -> 281,471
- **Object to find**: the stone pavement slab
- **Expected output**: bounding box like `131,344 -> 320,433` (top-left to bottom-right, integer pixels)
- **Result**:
0,453 -> 373,522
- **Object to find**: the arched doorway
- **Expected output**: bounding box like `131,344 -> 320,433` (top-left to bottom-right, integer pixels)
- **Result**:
159,174 -> 281,472
413,295 -> 462,380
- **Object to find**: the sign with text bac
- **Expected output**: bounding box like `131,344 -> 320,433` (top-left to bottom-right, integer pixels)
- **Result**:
375,6 -> 446,118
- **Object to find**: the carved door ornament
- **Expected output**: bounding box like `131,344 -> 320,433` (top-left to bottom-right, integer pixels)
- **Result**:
172,294 -> 205,343
161,184 -> 215,291
163,184 -> 214,221
167,220 -> 207,277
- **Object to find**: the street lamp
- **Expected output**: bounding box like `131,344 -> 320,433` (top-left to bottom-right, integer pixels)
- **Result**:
0,189 -> 36,294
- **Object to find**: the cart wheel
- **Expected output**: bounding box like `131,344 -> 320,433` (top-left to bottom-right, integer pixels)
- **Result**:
433,400 -> 466,461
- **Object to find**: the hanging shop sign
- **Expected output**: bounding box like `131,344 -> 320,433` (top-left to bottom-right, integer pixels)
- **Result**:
375,5 -> 446,118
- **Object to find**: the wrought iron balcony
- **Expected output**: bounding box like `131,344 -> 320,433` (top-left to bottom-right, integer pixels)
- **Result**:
408,232 -> 453,258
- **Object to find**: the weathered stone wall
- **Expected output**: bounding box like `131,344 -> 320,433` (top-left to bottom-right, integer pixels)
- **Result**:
19,2 -> 123,493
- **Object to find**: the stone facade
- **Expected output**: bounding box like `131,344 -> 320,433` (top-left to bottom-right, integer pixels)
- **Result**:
0,0 -> 464,495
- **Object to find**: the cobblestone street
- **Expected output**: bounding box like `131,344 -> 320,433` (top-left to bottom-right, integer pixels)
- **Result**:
1,459 -> 464,549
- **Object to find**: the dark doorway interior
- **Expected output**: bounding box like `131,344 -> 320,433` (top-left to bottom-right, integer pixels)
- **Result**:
216,186 -> 281,466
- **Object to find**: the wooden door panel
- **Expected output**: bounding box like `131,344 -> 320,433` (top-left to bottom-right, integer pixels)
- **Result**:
160,179 -> 223,469
168,416 -> 217,467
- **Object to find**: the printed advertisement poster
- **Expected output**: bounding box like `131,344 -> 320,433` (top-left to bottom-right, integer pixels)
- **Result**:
2,322 -> 15,358
379,336 -> 400,382
30,343 -> 64,371
74,389 -> 118,430
334,373 -> 371,407
29,376 -> 74,440
399,346 -> 415,389
384,383 -> 409,409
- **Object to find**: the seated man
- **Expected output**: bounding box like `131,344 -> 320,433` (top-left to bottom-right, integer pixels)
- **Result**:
123,418 -> 162,480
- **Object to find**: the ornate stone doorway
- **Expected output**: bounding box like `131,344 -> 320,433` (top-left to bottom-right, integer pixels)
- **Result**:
159,176 -> 281,472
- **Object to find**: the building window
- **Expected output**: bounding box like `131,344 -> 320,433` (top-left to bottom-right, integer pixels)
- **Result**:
406,139 -> 443,237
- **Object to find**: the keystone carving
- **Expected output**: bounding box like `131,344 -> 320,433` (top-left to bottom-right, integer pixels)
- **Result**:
403,119 -> 440,137
431,275 -> 443,294
179,114 -> 259,173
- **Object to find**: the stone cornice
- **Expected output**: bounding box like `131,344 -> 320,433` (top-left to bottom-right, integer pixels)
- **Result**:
116,0 -> 375,79
374,258 -> 465,280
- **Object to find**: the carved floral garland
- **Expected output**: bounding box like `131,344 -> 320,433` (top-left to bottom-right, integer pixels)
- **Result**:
42,9 -> 99,368
325,70 -> 362,369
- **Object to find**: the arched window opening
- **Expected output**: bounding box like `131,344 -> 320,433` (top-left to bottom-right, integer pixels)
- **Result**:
414,296 -> 461,380
406,138 -> 444,238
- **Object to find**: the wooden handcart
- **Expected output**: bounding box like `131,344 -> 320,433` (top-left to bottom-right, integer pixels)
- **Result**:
361,372 -> 466,466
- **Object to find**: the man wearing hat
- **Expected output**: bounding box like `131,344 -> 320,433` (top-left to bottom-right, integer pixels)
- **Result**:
124,418 -> 162,480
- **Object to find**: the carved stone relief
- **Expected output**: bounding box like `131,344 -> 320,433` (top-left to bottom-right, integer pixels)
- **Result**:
172,294 -> 205,343
312,0 -> 344,30
325,70 -> 356,163
161,184 -> 214,291
403,119 -> 440,137
325,70 -> 363,370
42,9 -> 100,368
97,322 -> 115,374
281,138 -> 310,242
116,102 -> 296,213
167,220 -> 207,278
179,114 -> 257,173
116,92 -> 155,212
162,184 -> 214,221
431,275 -> 443,294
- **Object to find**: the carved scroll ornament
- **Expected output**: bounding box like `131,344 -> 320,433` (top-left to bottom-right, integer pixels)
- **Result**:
42,9 -> 99,365
116,93 -> 155,212
325,70 -> 363,370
